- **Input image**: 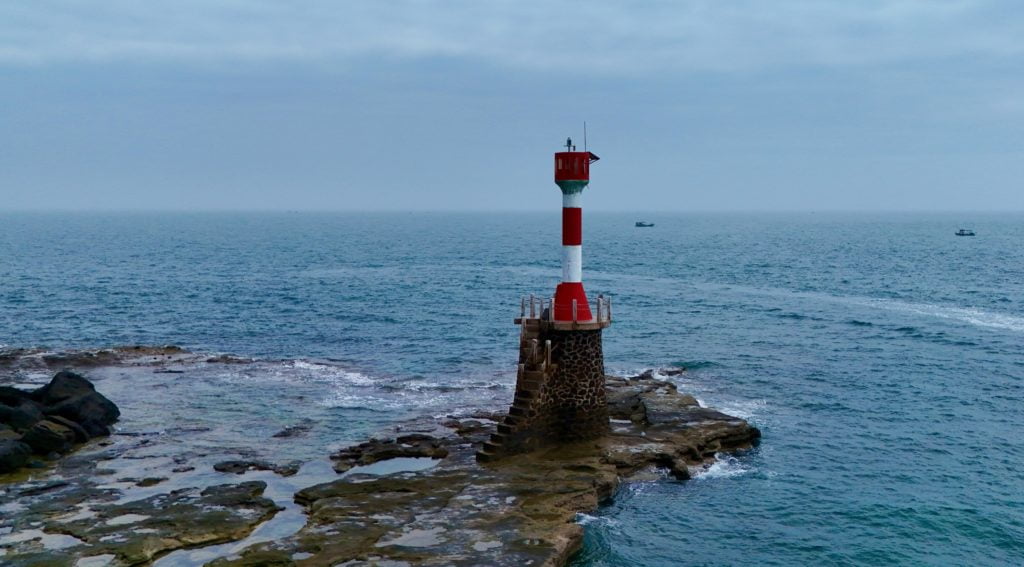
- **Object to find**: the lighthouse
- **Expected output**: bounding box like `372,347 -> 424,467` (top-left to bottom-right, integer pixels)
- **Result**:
477,137 -> 612,462
553,138 -> 600,322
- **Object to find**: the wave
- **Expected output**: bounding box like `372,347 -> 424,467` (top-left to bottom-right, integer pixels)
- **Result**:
377,381 -> 508,393
574,512 -> 619,527
670,360 -> 720,370
318,392 -> 405,410
692,454 -> 752,480
286,360 -> 377,386
713,398 -> 768,421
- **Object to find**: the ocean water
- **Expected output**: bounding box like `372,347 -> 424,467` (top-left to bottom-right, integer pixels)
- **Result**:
1,211 -> 1022,565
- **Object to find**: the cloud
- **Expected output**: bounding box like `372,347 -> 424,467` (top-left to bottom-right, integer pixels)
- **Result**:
1,0 -> 1021,72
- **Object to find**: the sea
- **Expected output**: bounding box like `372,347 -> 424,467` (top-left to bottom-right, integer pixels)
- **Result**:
1,211 -> 1022,566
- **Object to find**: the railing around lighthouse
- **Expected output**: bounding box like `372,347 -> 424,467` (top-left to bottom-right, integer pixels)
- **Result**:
517,293 -> 612,330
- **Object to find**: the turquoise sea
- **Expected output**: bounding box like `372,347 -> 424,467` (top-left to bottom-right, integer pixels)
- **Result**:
1,211 -> 1022,565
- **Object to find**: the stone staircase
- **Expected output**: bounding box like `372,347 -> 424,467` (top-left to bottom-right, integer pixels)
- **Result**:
476,318 -> 553,462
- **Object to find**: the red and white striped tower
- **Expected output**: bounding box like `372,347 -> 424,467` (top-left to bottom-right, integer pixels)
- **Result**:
474,138 -> 610,462
553,138 -> 600,322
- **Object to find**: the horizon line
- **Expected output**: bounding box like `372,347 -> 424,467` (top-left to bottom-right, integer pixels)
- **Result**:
1,208 -> 1021,215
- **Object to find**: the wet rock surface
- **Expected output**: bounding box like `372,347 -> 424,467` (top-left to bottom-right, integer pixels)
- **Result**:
0,346 -> 189,371
3,480 -> 279,566
214,459 -> 302,477
212,373 -> 760,566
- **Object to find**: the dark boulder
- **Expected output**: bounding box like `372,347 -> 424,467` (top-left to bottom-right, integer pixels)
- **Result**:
46,415 -> 90,443
0,386 -> 33,405
0,424 -> 20,441
0,398 -> 44,432
0,440 -> 31,473
21,419 -> 77,455
32,370 -> 96,405
47,398 -> 117,437
32,370 -> 119,435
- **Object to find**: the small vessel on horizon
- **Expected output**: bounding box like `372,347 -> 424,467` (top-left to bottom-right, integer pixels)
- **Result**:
635,221 -> 655,228
955,228 -> 975,236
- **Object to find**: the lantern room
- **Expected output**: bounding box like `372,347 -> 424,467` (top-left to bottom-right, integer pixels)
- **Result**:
554,152 -> 594,182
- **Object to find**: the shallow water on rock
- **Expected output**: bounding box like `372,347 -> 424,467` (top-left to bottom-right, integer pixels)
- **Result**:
343,457 -> 441,478
154,459 -> 337,566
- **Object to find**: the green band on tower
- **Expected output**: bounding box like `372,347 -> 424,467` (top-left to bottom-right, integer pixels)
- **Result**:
556,180 -> 589,195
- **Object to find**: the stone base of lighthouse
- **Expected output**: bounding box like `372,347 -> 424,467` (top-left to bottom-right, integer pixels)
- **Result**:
476,316 -> 611,462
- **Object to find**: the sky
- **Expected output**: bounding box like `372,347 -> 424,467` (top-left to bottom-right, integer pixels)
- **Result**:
1,0 -> 1022,212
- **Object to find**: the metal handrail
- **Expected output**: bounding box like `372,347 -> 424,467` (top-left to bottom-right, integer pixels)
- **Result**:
518,293 -> 612,324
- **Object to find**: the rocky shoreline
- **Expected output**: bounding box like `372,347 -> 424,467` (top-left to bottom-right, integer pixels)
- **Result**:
0,348 -> 760,566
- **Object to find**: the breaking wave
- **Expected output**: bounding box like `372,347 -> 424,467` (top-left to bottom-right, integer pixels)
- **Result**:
691,454 -> 752,480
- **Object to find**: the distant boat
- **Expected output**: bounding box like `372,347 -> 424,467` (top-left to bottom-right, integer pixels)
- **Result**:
955,228 -> 975,236
635,221 -> 655,228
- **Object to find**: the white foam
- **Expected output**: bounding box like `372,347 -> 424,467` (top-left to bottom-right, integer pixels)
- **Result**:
318,392 -> 404,410
854,298 -> 1024,333
574,512 -> 618,527
715,399 -> 767,421
692,454 -> 751,480
288,360 -> 377,386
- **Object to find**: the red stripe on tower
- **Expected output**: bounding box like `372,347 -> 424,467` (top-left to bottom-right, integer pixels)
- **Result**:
562,207 -> 582,246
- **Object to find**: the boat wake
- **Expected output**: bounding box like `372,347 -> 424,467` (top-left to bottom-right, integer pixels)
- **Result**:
853,299 -> 1024,333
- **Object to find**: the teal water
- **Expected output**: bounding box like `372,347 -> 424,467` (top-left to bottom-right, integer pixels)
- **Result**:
1,212 -> 1022,565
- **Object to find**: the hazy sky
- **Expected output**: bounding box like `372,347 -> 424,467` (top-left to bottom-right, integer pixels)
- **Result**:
2,1 -> 1022,211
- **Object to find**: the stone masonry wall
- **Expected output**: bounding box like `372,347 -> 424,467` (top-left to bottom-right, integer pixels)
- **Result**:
477,321 -> 610,461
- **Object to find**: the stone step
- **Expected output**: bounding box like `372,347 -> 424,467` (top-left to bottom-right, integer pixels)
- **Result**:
475,450 -> 497,463
489,432 -> 507,444
513,389 -> 535,400
497,423 -> 513,435
508,405 -> 528,417
522,370 -> 545,380
482,440 -> 503,453
512,402 -> 532,414
516,381 -> 542,393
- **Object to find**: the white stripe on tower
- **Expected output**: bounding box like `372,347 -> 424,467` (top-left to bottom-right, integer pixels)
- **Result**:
562,245 -> 582,282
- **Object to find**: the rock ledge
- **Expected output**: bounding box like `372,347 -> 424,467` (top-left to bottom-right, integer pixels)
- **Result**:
212,372 -> 760,566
